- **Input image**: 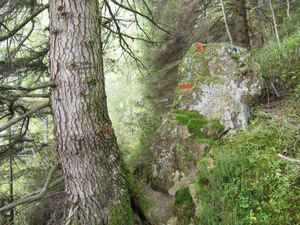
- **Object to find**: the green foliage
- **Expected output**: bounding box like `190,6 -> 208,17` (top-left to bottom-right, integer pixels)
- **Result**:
173,110 -> 203,123
173,110 -> 225,140
194,107 -> 300,224
187,119 -> 208,136
230,53 -> 240,60
126,110 -> 161,176
123,163 -> 152,215
174,187 -> 196,225
254,27 -> 300,96
109,190 -> 135,225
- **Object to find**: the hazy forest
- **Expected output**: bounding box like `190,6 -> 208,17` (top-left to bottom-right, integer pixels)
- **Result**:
0,0 -> 299,224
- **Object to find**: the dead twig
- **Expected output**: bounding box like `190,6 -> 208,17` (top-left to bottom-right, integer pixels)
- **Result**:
278,154 -> 300,163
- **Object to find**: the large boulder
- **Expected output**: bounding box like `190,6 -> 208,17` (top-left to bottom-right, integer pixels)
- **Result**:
151,43 -> 263,193
175,43 -> 263,134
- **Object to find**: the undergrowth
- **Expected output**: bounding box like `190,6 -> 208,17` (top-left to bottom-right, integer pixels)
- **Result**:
174,187 -> 195,225
195,105 -> 300,224
126,109 -> 162,178
255,27 -> 300,98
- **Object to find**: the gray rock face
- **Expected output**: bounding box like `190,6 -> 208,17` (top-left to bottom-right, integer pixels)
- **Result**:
175,43 -> 263,134
151,119 -> 209,192
151,43 -> 263,193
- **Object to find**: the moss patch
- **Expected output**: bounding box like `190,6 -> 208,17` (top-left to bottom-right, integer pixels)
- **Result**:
173,110 -> 224,139
108,190 -> 135,225
173,110 -> 203,124
187,119 -> 208,137
230,53 -> 240,60
123,164 -> 152,222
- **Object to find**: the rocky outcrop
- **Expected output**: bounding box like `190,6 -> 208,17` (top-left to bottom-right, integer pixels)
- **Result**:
175,43 -> 263,134
150,43 -> 263,195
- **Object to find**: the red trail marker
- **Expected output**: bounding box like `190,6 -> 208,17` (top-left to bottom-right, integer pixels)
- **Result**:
179,84 -> 193,89
196,42 -> 204,53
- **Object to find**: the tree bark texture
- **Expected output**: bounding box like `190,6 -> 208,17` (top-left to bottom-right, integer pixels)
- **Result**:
233,0 -> 251,49
49,0 -> 134,224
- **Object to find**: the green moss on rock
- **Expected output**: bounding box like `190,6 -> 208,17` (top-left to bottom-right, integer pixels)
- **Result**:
175,43 -> 263,134
175,114 -> 189,125
230,53 -> 240,60
122,164 -> 152,222
108,190 -> 135,225
173,110 -> 224,139
187,119 -> 208,137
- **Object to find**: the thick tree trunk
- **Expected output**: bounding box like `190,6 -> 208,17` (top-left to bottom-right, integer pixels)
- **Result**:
233,0 -> 251,49
49,0 -> 134,224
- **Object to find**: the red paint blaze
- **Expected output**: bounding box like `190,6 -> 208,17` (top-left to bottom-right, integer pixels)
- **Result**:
179,84 -> 193,89
196,42 -> 204,53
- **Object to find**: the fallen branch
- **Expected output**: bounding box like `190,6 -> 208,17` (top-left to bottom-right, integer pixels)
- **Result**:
0,164 -> 62,213
271,82 -> 280,97
278,154 -> 300,163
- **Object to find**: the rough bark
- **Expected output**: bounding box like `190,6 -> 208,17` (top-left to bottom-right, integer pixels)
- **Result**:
49,0 -> 134,224
233,0 -> 251,49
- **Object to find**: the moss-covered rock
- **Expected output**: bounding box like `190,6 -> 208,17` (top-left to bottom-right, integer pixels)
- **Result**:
151,117 -> 209,193
175,43 -> 263,135
150,43 -> 262,199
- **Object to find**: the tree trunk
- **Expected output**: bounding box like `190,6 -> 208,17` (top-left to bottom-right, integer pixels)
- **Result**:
9,127 -> 14,225
233,0 -> 251,49
49,0 -> 134,224
269,0 -> 281,46
220,0 -> 233,44
287,0 -> 291,21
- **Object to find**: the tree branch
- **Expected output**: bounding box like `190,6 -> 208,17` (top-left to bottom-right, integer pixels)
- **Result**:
0,81 -> 55,91
278,154 -> 300,163
104,0 -> 152,77
11,93 -> 49,98
0,102 -> 50,133
0,4 -> 49,42
220,0 -> 233,44
110,0 -> 174,37
103,24 -> 159,45
0,164 -> 61,213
